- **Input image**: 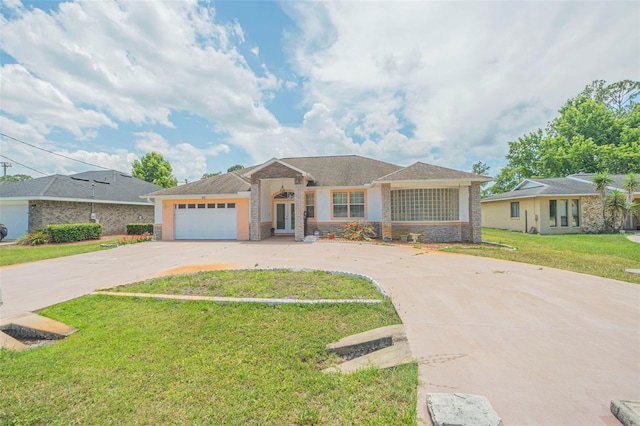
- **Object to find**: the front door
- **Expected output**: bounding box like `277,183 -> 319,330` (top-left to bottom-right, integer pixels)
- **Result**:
274,202 -> 295,234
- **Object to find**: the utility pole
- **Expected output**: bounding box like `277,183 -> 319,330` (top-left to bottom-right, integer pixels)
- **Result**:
0,162 -> 12,178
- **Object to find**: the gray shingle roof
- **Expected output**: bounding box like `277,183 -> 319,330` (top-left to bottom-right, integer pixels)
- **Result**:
569,173 -> 639,189
282,155 -> 401,186
148,155 -> 493,197
481,174 -> 640,202
145,172 -> 251,196
0,170 -> 162,204
376,162 -> 491,182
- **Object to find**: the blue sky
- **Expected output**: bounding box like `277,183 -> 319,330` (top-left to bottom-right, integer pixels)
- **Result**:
1,0 -> 638,183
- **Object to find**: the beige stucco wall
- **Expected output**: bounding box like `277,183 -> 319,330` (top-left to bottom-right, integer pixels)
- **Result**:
482,198 -> 538,233
161,198 -> 249,241
483,196 -> 600,234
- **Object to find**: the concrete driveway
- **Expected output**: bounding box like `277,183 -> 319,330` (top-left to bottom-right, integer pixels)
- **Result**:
1,239 -> 638,425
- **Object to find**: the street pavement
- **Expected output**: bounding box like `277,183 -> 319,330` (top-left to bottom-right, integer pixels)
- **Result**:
1,239 -> 638,425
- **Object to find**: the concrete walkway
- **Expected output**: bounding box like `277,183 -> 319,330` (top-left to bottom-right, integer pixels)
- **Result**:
1,239 -> 638,425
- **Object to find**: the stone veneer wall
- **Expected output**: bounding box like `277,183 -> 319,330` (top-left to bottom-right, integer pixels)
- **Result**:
249,162 -> 306,241
469,182 -> 482,243
392,223 -> 471,243
581,195 -> 604,233
29,200 -> 154,235
260,223 -> 272,239
381,183 -> 392,239
153,224 -> 162,241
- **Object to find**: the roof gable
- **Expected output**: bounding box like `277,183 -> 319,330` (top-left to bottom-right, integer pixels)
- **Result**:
146,172 -> 251,197
375,162 -> 491,182
241,158 -> 314,181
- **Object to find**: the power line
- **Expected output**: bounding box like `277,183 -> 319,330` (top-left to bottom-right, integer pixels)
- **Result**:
0,132 -> 110,170
0,153 -> 118,194
0,154 -> 48,176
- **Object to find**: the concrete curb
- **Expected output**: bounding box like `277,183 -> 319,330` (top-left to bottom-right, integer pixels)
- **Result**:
93,291 -> 382,305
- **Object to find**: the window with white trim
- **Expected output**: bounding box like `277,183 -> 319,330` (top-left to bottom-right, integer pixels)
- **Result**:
560,199 -> 569,227
332,191 -> 365,218
549,200 -> 557,227
510,202 -> 520,218
391,188 -> 459,221
571,199 -> 580,227
305,192 -> 315,218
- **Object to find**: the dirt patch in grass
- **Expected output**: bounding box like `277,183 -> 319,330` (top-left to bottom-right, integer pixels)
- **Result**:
155,263 -> 242,277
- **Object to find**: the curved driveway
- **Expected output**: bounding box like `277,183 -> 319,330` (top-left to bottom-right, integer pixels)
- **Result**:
1,239 -> 638,425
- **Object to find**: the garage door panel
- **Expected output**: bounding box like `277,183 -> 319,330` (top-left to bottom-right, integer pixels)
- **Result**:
0,202 -> 29,240
174,203 -> 237,240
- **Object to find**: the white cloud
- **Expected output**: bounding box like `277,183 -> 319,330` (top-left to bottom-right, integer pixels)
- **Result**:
1,0 -> 279,135
1,64 -> 116,139
0,0 -> 23,14
133,131 -> 230,182
1,0 -> 637,182
277,1 -> 639,170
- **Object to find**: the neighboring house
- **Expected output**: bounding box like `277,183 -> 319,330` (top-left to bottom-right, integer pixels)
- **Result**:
146,155 -> 490,243
481,173 -> 640,234
0,170 -> 162,240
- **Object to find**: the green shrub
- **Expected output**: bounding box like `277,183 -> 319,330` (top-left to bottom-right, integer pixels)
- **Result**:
47,223 -> 103,243
341,221 -> 377,241
16,230 -> 50,245
126,223 -> 154,235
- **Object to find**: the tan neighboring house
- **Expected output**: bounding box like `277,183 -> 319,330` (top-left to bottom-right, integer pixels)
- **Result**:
146,155 -> 491,243
481,173 -> 640,234
0,170 -> 161,240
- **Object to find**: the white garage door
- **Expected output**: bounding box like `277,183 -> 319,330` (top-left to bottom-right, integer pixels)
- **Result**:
174,202 -> 237,240
0,201 -> 29,240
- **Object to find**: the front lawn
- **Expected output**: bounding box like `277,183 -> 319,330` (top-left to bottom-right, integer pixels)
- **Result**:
0,238 -> 119,267
0,273 -> 416,425
441,228 -> 640,284
110,269 -> 386,300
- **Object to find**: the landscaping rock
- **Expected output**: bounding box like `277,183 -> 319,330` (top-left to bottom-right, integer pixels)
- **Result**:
427,393 -> 503,426
611,400 -> 640,426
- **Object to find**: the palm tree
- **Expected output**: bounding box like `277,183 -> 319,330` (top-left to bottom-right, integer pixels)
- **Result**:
607,190 -> 626,232
622,173 -> 640,230
592,172 -> 613,232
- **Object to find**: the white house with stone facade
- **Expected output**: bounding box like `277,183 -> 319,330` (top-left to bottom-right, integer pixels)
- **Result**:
481,173 -> 640,234
146,155 -> 490,243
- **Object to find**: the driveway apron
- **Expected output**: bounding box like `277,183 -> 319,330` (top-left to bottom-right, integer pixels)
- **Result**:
1,240 -> 638,425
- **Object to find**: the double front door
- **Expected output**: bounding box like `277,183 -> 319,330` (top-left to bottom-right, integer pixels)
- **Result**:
274,202 -> 295,234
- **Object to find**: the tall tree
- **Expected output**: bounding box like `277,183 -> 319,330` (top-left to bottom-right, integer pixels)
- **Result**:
227,164 -> 244,173
132,152 -> 178,188
622,172 -> 640,229
580,79 -> 640,114
471,161 -> 491,197
490,130 -> 543,193
0,174 -> 32,182
201,172 -> 220,179
489,80 -> 640,195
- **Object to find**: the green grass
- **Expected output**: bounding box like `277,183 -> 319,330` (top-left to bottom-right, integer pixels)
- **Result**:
0,238 -> 119,267
442,228 -> 640,284
110,269 -> 386,300
0,296 -> 416,425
